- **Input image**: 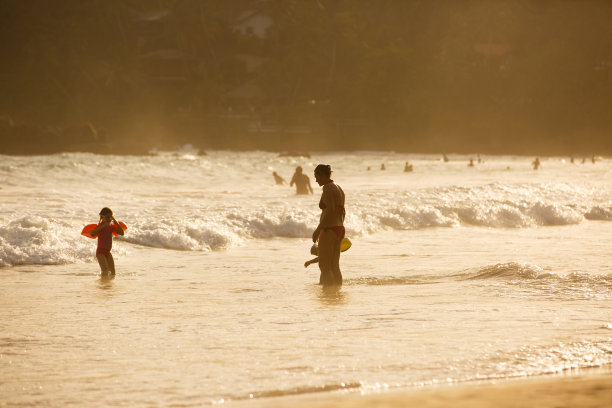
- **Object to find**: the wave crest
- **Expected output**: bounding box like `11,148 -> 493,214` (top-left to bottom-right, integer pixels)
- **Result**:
0,216 -> 93,267
584,206 -> 612,221
463,262 -> 551,280
458,263 -> 612,294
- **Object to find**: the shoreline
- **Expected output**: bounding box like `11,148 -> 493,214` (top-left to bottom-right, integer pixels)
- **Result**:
253,368 -> 612,408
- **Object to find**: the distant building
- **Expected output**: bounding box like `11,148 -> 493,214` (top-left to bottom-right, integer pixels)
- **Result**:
232,10 -> 272,38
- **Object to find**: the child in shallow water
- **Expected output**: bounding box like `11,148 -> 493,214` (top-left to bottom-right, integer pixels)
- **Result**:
304,244 -> 319,268
90,207 -> 124,278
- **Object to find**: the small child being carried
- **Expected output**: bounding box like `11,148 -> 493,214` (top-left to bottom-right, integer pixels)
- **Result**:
304,243 -> 319,268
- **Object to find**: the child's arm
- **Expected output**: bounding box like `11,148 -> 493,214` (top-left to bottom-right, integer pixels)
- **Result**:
90,220 -> 109,237
304,257 -> 319,268
112,216 -> 125,236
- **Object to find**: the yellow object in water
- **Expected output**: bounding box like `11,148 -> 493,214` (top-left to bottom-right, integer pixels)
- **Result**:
340,237 -> 352,252
310,237 -> 352,255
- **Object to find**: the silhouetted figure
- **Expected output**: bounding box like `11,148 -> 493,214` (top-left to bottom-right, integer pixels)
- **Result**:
477,154 -> 482,163
290,166 -> 313,195
366,166 -> 371,171
443,154 -> 449,162
532,157 -> 541,170
592,155 -> 597,164
272,171 -> 286,185
380,163 -> 386,170
468,158 -> 475,167
570,156 -> 575,164
404,162 -> 413,172
581,157 -> 586,164
312,164 -> 345,286
304,242 -> 319,268
89,207 -> 125,279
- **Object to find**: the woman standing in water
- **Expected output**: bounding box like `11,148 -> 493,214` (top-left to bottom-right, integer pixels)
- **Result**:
312,164 -> 345,285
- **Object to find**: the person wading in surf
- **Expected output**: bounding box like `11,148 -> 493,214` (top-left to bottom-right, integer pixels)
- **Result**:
290,166 -> 314,195
90,207 -> 124,278
312,164 -> 345,286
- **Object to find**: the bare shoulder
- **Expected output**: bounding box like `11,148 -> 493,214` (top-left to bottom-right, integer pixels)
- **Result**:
324,182 -> 343,197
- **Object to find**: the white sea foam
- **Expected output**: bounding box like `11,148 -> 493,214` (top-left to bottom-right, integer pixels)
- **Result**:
0,152 -> 610,266
0,216 -> 93,267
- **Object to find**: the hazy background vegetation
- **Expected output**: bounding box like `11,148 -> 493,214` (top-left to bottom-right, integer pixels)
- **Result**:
1,0 -> 611,154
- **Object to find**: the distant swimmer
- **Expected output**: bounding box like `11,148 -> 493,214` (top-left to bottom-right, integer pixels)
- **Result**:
290,166 -> 313,195
88,207 -> 125,279
468,158 -> 475,167
570,155 -> 575,164
532,157 -> 541,170
477,154 -> 483,164
272,171 -> 286,185
312,164 -> 345,286
592,155 -> 597,164
366,166 -> 371,171
443,154 -> 449,162
380,163 -> 386,170
403,162 -> 413,172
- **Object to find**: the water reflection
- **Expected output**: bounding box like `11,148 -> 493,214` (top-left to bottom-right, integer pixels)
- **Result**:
97,275 -> 115,291
317,285 -> 348,305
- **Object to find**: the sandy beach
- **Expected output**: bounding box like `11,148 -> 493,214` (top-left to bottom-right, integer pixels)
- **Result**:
257,371 -> 612,408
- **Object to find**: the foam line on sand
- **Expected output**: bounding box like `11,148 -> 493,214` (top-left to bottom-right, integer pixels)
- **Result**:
257,372 -> 612,408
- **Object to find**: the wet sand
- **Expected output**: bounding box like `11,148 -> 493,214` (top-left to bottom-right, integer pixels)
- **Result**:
257,372 -> 612,408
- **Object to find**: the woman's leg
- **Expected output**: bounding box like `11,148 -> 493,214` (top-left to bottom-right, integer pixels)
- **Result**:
318,230 -> 336,285
331,236 -> 342,285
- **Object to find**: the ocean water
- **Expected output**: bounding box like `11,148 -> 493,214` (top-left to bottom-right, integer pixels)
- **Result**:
1,151 -> 611,407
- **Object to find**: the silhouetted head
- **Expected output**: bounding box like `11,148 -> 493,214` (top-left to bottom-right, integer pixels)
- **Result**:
314,164 -> 332,186
295,166 -> 303,174
99,207 -> 113,217
99,207 -> 113,221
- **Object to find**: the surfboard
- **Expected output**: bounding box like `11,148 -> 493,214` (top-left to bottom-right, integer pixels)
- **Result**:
81,222 -> 127,239
311,237 -> 352,255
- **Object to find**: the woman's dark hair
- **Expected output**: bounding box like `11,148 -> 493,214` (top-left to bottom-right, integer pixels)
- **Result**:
99,207 -> 113,216
314,164 -> 332,177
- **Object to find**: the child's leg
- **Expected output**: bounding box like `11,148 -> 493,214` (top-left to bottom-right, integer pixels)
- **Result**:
105,253 -> 116,276
96,253 -> 110,275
